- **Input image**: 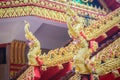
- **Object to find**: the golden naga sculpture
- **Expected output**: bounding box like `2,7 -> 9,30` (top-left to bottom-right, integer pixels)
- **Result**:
25,21 -> 41,66
66,4 -> 120,77
66,5 -> 85,39
66,5 -> 92,74
24,21 -> 74,70
24,20 -> 92,72
24,3 -> 120,78
24,3 -> 96,73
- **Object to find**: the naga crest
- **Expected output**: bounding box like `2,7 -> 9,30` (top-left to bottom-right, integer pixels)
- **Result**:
24,21 -> 41,65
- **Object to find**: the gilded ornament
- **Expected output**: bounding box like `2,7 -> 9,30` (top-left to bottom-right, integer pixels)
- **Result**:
24,21 -> 41,66
19,1 -> 120,79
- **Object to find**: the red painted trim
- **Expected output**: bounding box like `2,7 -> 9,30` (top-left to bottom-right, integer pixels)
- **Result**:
0,43 -> 10,48
104,0 -> 115,7
95,35 -> 106,43
106,26 -> 120,36
104,0 -> 120,10
0,0 -> 8,2
10,64 -> 26,67
10,68 -> 20,71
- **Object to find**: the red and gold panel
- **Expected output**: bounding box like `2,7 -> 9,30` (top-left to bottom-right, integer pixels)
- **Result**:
9,40 -> 27,78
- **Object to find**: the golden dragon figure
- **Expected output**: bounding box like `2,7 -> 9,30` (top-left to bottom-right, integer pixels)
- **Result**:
66,4 -> 120,76
24,3 -> 120,79
25,21 -> 41,66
